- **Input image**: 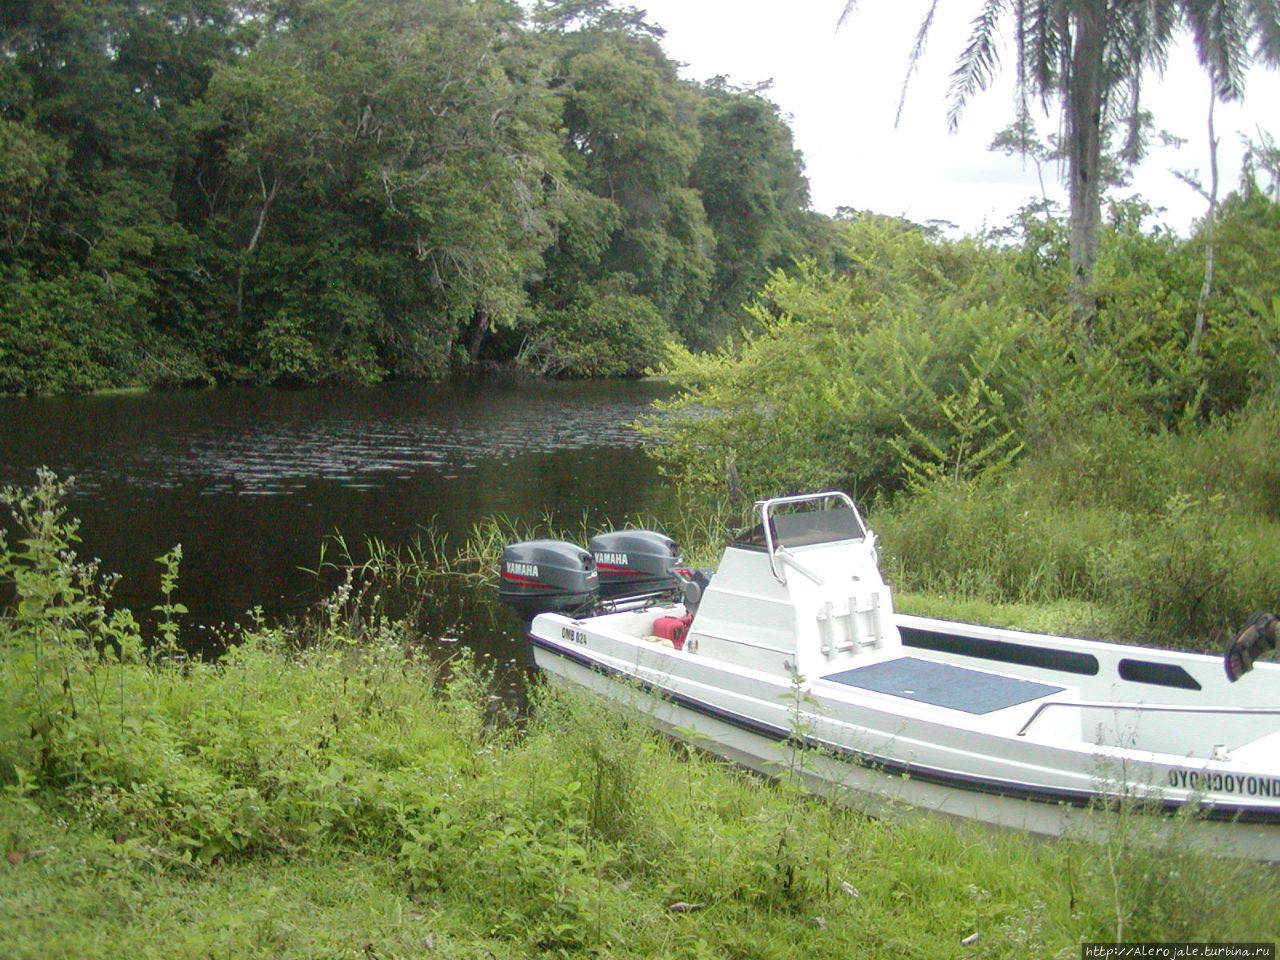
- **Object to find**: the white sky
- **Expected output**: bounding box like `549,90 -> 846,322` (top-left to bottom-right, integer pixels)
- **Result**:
636,0 -> 1280,236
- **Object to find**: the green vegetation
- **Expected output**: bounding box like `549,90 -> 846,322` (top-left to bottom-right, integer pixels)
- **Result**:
3,472 -> 1278,959
642,195 -> 1280,649
8,3 -> 1280,951
0,0 -> 823,394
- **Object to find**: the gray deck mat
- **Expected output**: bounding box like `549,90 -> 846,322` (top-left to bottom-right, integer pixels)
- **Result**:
824,657 -> 1064,715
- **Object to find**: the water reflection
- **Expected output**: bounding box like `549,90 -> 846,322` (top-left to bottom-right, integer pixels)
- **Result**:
0,380 -> 675,645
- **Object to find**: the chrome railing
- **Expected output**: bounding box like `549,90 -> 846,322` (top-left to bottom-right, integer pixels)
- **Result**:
1017,699 -> 1280,737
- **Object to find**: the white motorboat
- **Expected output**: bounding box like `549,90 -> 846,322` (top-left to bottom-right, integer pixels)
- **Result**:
499,492 -> 1280,859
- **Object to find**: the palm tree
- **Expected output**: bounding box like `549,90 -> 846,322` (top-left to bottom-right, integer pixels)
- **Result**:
842,0 -> 1280,333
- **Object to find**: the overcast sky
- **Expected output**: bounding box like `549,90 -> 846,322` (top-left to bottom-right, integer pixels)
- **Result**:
634,0 -> 1280,235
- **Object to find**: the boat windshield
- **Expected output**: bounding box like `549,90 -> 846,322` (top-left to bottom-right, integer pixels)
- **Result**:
734,501 -> 867,549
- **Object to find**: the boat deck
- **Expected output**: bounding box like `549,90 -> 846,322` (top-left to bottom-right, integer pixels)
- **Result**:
823,656 -> 1065,715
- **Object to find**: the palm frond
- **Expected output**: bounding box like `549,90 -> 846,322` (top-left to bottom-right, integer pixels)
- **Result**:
1052,0 -> 1074,114
947,0 -> 1012,131
1019,0 -> 1065,100
1116,76 -> 1148,164
1180,0 -> 1252,98
895,0 -> 942,125
1247,0 -> 1280,65
1150,0 -> 1180,58
837,0 -> 860,31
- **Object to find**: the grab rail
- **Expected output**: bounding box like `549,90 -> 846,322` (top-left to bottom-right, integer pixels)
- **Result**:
775,547 -> 825,585
1017,699 -> 1280,737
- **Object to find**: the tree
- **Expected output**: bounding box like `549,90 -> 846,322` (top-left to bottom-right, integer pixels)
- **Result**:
0,0 -> 835,392
201,0 -> 571,381
841,0 -> 1280,334
533,0 -> 715,337
0,0 -> 283,391
687,79 -> 813,349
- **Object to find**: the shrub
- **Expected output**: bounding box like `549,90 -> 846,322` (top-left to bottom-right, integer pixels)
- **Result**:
875,475 -> 1121,608
521,286 -> 675,378
643,256 -> 1049,502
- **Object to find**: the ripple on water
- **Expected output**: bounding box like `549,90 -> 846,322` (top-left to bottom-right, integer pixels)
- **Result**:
0,381 -> 667,495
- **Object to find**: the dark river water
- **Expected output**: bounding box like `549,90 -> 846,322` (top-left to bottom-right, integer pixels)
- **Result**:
0,380 -> 676,660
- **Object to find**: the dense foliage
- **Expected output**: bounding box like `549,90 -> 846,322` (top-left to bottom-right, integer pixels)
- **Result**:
0,0 -> 822,393
643,188 -> 1280,646
4,473 -> 1278,958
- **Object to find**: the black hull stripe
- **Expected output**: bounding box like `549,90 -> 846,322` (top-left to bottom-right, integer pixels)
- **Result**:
529,635 -> 1280,826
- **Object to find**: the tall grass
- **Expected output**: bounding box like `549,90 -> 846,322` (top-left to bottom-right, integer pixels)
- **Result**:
306,495 -> 740,634
875,401 -> 1280,648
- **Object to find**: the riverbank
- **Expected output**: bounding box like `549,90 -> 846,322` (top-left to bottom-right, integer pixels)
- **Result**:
1,479 -> 1276,959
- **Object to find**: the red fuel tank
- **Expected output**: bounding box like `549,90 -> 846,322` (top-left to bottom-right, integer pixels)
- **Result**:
652,614 -> 693,650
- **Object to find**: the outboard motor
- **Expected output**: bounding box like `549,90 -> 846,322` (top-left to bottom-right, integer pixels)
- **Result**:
497,540 -> 598,619
589,530 -> 682,601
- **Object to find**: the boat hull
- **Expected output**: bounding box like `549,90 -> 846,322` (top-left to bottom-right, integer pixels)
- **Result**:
528,615 -> 1280,862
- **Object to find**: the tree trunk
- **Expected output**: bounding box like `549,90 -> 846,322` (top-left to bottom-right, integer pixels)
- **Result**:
1066,0 -> 1105,343
1190,79 -> 1219,358
466,307 -> 490,365
236,168 -> 280,321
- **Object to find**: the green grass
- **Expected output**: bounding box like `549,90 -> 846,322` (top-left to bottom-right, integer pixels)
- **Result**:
894,591 -> 1123,640
4,645 -> 1278,960
1,804 -> 446,960
4,471 -> 1280,959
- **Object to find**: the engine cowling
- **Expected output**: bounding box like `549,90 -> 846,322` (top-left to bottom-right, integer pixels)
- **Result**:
497,540 -> 598,619
589,530 -> 682,600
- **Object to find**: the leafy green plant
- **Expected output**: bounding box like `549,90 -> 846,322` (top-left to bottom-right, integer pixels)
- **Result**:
877,393 -> 1280,646
521,287 -> 676,378
885,358 -> 1024,488
1102,494 -> 1265,644
0,469 -> 144,786
152,546 -> 187,656
6,475 -> 1280,959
